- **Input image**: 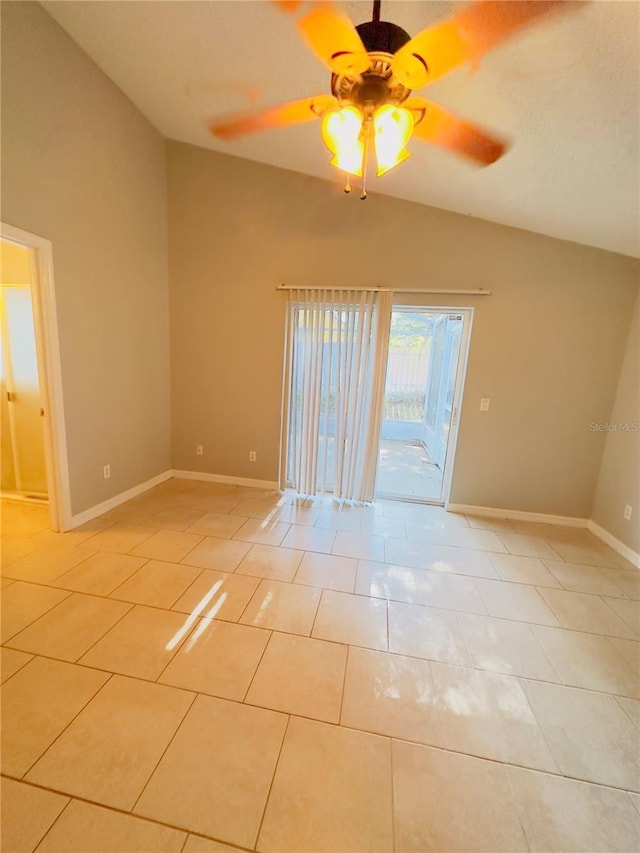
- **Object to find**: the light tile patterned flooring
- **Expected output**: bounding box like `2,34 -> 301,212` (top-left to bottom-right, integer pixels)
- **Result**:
1,480 -> 639,852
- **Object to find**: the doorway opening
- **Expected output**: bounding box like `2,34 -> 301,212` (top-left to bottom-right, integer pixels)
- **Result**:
375,308 -> 471,505
1,240 -> 48,502
0,224 -> 71,530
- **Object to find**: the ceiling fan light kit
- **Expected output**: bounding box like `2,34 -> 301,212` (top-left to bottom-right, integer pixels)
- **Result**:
210,0 -> 582,199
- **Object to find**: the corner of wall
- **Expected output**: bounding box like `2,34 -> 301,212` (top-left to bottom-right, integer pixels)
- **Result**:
589,285 -> 640,559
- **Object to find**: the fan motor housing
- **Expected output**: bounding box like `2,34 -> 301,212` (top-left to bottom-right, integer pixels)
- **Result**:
331,54 -> 412,109
331,19 -> 413,110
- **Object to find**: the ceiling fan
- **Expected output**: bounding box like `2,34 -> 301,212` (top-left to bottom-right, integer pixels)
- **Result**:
210,0 -> 581,198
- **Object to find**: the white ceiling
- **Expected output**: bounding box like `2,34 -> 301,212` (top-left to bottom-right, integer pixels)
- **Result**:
42,1 -> 640,257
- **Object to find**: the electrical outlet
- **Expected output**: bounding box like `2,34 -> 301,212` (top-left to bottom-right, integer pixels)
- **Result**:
480,398 -> 490,412
103,464 -> 111,479
249,450 -> 257,462
624,504 -> 633,521
196,445 -> 203,456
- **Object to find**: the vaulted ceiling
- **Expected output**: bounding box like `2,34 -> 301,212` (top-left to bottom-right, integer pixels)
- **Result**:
43,1 -> 640,257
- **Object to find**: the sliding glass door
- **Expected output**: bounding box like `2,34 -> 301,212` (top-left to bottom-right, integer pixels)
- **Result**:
424,314 -> 463,469
281,295 -> 472,506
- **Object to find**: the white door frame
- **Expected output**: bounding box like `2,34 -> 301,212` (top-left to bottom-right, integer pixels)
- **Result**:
1,223 -> 72,531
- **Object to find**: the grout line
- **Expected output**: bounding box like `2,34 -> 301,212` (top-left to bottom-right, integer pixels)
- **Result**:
546,537 -> 568,563
598,593 -> 639,636
308,587 -> 326,639
0,494 -> 626,558
527,624 -> 564,684
2,649 -> 208,699
71,600 -> 137,661
3,610 -> 639,702
43,547 -> 108,585
184,831 -> 252,853
130,689 -> 199,813
1,588 -> 75,645
0,649 -> 35,685
57,580 -> 221,616
240,629 -> 274,703
84,523 -> 158,554
307,584 -> 323,637
29,789 -> 74,852
389,734 -> 396,853
153,612 -> 214,685
615,695 -> 640,729
337,644 -> 351,725
4,692 -> 639,814
515,676 -> 564,778
252,713 -> 292,851
1,772 -> 249,852
19,672 -> 115,780
164,566 -> 209,610
383,597 -> 390,652
236,577 -> 263,625
455,605 -> 475,668
99,555 -> 153,598
602,634 -> 640,680
501,759 -> 533,852
3,531 -> 634,596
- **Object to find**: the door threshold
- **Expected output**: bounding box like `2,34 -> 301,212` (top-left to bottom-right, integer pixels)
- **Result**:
376,492 -> 444,507
1,491 -> 49,504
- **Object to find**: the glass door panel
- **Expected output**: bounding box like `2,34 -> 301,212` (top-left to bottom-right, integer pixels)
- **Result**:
376,309 -> 465,504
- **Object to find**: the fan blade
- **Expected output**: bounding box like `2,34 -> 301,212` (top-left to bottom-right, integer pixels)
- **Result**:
407,98 -> 508,166
297,4 -> 371,77
392,1 -> 581,89
210,95 -> 337,140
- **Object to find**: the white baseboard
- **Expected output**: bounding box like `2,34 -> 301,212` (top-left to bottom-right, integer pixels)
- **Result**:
446,503 -> 588,528
67,469 -> 277,529
68,470 -> 173,529
170,469 -> 278,490
587,520 -> 640,569
446,502 -> 639,569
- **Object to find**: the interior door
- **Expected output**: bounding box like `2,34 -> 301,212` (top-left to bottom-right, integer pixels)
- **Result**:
0,286 -> 48,494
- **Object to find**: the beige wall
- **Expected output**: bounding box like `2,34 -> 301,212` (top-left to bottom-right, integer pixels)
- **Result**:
591,290 -> 640,552
167,141 -> 638,519
1,2 -> 171,514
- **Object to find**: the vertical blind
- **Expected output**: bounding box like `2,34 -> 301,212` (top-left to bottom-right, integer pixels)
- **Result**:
281,288 -> 391,502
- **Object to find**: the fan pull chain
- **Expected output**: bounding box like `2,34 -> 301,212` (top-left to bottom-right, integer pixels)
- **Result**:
344,175 -> 352,194
360,117 -> 371,200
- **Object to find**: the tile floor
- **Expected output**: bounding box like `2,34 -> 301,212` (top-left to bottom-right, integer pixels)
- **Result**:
1,481 -> 639,852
